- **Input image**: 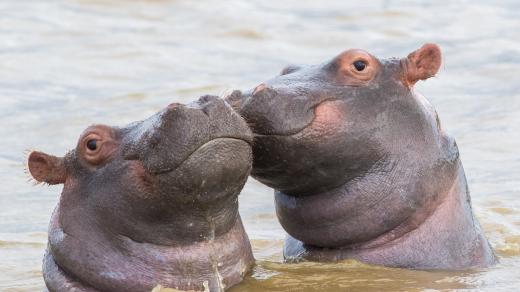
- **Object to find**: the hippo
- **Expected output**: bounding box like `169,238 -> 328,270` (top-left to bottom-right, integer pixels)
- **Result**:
227,44 -> 497,269
27,96 -> 255,291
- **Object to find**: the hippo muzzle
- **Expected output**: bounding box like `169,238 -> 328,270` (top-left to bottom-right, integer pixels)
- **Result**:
122,95 -> 252,175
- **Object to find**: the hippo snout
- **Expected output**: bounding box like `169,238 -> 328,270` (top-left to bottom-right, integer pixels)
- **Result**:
223,86 -> 275,112
122,95 -> 252,174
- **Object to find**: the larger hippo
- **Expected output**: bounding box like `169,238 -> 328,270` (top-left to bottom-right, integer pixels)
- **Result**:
227,44 -> 496,269
27,96 -> 254,291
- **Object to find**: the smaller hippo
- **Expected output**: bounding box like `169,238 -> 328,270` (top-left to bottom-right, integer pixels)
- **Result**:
27,96 -> 254,291
228,44 -> 496,270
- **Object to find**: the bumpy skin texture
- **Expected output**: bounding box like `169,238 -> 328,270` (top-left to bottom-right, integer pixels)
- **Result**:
28,96 -> 255,291
228,44 -> 497,269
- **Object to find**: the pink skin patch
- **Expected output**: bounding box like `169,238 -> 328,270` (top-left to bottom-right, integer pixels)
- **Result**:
314,101 -> 343,124
252,83 -> 267,95
302,100 -> 345,139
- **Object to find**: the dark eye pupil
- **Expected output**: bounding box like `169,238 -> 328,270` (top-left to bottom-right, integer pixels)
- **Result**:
353,60 -> 367,71
87,139 -> 97,151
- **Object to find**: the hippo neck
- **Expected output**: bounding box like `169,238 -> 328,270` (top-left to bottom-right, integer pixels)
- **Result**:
112,193 -> 241,246
59,183 -> 242,246
46,206 -> 254,291
275,133 -> 465,249
283,162 -> 496,268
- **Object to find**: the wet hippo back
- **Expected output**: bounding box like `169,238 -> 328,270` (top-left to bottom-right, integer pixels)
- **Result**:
229,44 -> 496,269
28,96 -> 254,291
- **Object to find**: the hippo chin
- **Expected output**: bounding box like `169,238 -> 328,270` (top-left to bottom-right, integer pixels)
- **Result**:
228,44 -> 496,270
28,96 -> 254,291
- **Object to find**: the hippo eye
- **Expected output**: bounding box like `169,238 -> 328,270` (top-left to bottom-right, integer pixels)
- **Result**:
353,60 -> 367,71
86,139 -> 98,151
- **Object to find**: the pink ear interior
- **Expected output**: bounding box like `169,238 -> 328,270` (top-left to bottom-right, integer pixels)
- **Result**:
404,43 -> 442,86
27,151 -> 66,185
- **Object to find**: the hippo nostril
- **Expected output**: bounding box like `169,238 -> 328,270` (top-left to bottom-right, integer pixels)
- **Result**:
223,90 -> 245,110
167,103 -> 181,109
198,95 -> 218,104
196,95 -> 219,117
252,83 -> 267,96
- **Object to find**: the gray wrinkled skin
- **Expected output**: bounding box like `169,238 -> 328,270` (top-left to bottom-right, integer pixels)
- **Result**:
228,47 -> 496,270
42,96 -> 254,291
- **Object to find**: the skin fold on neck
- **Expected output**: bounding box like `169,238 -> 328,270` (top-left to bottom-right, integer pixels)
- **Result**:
280,157 -> 496,269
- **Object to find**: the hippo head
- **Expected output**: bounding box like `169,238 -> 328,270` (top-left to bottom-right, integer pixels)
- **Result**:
27,95 -> 253,245
226,44 -> 496,269
229,44 -> 446,197
227,44 -> 463,249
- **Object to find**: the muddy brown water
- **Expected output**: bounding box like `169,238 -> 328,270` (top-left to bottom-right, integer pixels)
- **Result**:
1,0 -> 519,291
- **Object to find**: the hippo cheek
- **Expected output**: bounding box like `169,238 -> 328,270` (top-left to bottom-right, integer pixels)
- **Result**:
125,160 -> 158,198
303,100 -> 347,139
117,138 -> 251,230
250,99 -> 383,195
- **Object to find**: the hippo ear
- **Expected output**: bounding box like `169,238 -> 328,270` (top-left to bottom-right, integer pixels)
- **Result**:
403,43 -> 442,86
27,151 -> 67,185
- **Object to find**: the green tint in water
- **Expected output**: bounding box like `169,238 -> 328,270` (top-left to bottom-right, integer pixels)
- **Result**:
230,233 -> 520,291
238,259 -> 475,291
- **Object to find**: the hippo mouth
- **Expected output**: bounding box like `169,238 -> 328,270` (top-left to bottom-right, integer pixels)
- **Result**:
228,93 -> 341,138
147,136 -> 252,175
226,90 -> 344,137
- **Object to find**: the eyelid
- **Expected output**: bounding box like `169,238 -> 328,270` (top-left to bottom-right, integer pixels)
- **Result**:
82,133 -> 106,165
76,125 -> 118,167
333,49 -> 378,85
354,58 -> 369,65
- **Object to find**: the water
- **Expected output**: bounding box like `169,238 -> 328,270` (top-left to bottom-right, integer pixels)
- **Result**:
1,0 -> 519,291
